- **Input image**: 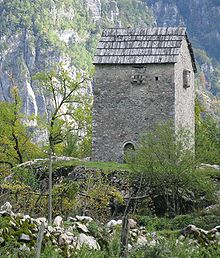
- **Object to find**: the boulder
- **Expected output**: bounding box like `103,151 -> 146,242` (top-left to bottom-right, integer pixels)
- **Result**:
68,216 -> 77,222
136,235 -> 148,246
53,216 -> 63,227
58,233 -> 75,245
76,215 -> 93,223
106,219 -> 122,228
0,202 -> 12,213
19,234 -> 31,242
53,226 -> 64,236
35,217 -> 47,226
0,202 -> 13,216
128,219 -> 137,229
75,222 -> 89,233
181,224 -> 220,245
23,215 -> 31,221
47,225 -> 55,233
77,233 -> 100,250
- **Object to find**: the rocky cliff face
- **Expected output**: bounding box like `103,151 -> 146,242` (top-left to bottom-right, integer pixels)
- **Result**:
147,0 -> 220,116
0,0 -> 219,120
0,0 -> 153,118
147,0 -> 220,62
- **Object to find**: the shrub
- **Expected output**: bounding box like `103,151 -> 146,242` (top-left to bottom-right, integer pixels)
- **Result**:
128,122 -> 215,216
129,237 -> 220,258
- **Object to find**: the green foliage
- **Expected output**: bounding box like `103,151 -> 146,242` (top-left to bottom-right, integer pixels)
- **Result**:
128,122 -> 215,216
137,212 -> 220,232
194,48 -> 212,65
137,216 -> 171,231
195,97 -> 220,164
129,237 -> 220,258
12,167 -> 39,190
52,181 -> 79,218
34,64 -> 91,155
40,244 -> 62,258
101,0 -> 154,27
77,170 -> 124,221
62,132 -> 78,156
0,87 -> 42,167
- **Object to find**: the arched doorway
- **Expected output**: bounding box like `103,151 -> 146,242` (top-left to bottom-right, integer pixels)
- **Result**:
123,142 -> 135,163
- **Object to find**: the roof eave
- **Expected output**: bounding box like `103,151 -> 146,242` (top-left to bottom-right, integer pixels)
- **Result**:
185,33 -> 197,73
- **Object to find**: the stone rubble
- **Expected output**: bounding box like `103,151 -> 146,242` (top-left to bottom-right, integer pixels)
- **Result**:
181,224 -> 220,245
1,202 -> 220,256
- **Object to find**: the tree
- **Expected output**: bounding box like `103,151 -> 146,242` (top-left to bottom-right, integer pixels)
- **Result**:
0,87 -> 40,168
34,65 -> 89,224
195,97 -> 220,164
127,122 -> 214,216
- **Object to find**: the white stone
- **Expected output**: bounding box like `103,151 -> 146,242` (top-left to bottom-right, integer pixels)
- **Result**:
19,234 -> 31,242
77,233 -> 100,250
0,202 -> 12,213
58,233 -> 75,245
23,215 -> 31,220
68,216 -> 77,222
47,225 -> 55,233
106,219 -> 122,228
53,216 -> 63,227
136,236 -> 148,246
35,217 -> 47,226
76,215 -> 93,223
128,218 -> 137,229
75,222 -> 89,233
53,226 -> 65,236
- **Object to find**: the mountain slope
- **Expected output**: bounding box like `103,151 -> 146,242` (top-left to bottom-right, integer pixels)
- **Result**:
0,0 -> 153,117
147,0 -> 220,62
0,0 -> 219,120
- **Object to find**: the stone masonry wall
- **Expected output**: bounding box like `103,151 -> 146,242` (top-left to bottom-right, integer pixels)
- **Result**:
92,63 -> 175,162
174,38 -> 195,143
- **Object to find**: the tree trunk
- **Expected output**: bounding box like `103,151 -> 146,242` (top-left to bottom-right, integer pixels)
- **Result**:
48,148 -> 53,225
120,210 -> 130,258
35,222 -> 45,258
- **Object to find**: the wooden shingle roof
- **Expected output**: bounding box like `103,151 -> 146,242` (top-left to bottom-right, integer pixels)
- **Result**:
93,27 -> 196,72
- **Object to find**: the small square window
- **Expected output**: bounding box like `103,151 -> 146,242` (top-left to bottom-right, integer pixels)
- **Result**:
155,76 -> 159,81
131,74 -> 145,84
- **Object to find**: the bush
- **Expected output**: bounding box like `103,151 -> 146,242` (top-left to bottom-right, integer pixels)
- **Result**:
129,238 -> 220,258
137,216 -> 171,231
138,213 -> 220,233
128,122 -> 215,216
170,214 -> 195,230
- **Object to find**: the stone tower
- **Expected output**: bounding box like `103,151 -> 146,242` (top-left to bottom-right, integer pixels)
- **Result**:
92,27 -> 196,162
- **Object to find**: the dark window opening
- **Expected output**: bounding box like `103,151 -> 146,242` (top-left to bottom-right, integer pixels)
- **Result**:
155,76 -> 159,81
183,70 -> 191,88
123,143 -> 135,163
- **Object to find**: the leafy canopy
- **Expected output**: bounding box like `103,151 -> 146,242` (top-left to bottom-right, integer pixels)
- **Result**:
0,87 -> 41,167
127,122 -> 214,216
